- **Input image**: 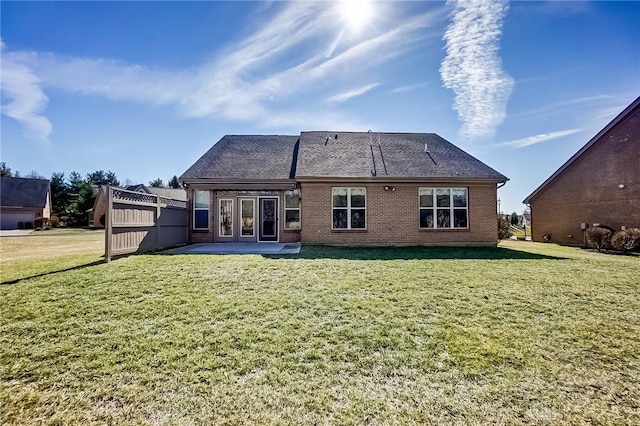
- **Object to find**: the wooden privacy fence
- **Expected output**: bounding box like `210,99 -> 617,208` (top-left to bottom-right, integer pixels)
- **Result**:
105,186 -> 188,262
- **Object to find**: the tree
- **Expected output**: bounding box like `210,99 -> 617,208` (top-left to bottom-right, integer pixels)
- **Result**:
168,175 -> 181,189
0,162 -> 12,177
149,178 -> 165,188
67,171 -> 97,226
25,170 -> 46,179
87,170 -> 120,187
50,172 -> 70,215
497,215 -> 512,240
510,211 -> 519,226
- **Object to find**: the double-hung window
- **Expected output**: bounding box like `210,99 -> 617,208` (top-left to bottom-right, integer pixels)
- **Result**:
419,188 -> 468,229
332,187 -> 366,229
193,190 -> 210,230
284,190 -> 301,229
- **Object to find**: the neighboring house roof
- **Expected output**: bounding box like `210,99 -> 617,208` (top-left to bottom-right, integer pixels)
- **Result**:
180,135 -> 300,181
147,187 -> 187,201
0,176 -> 50,208
125,184 -> 150,193
523,96 -> 640,204
181,132 -> 507,183
296,131 -> 507,181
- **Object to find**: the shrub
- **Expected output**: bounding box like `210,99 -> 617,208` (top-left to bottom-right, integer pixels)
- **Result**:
611,228 -> 640,252
49,216 -> 60,228
34,217 -> 48,229
497,215 -> 512,240
586,227 -> 613,251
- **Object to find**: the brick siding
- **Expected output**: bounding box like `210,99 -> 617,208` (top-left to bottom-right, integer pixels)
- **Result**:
300,182 -> 498,246
529,107 -> 640,246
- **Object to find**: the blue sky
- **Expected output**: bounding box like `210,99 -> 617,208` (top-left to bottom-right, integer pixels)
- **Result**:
1,0 -> 638,214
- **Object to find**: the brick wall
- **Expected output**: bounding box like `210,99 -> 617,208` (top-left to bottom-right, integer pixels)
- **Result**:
529,107 -> 639,246
299,182 -> 498,246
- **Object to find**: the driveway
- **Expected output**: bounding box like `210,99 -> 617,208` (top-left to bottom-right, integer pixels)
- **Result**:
0,229 -> 35,237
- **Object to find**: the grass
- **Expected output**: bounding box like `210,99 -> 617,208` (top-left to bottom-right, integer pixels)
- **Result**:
1,234 -> 639,424
0,228 -> 104,284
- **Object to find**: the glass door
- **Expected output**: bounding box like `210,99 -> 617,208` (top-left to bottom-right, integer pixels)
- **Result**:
238,198 -> 257,242
259,198 -> 278,242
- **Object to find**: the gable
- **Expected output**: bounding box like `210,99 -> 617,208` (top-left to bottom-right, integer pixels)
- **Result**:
524,96 -> 640,204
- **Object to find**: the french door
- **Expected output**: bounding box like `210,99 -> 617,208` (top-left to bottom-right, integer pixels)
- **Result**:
259,198 -> 278,242
238,198 -> 257,242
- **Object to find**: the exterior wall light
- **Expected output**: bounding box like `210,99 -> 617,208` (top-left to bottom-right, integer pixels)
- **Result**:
618,184 -> 626,189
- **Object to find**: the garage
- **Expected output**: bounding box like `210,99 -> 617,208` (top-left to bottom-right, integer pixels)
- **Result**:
0,212 -> 36,230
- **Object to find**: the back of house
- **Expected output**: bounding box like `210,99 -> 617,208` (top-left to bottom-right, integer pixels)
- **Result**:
180,131 -> 508,246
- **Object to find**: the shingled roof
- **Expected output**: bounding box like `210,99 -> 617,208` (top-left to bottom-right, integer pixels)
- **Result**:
180,135 -> 299,181
296,132 -> 507,181
0,176 -> 50,208
180,132 -> 507,183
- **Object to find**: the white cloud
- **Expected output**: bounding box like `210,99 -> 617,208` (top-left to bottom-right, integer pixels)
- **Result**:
494,128 -> 583,149
2,2 -> 443,135
440,0 -> 513,140
0,40 -> 52,140
387,82 -> 430,94
325,83 -> 380,103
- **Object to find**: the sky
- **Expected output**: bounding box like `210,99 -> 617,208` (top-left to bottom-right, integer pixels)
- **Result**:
1,0 -> 638,214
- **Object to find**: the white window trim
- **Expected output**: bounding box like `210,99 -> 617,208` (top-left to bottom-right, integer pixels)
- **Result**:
219,198 -> 234,238
193,190 -> 210,230
284,190 -> 301,230
332,187 -> 367,230
419,187 -> 469,229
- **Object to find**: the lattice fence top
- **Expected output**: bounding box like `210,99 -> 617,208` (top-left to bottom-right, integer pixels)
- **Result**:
112,188 -> 187,209
113,188 -> 158,204
161,197 -> 187,209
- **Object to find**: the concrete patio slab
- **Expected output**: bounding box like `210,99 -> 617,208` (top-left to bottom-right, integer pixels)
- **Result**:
161,242 -> 301,255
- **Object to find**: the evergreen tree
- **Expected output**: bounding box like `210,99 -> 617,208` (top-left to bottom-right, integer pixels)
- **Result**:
149,178 -> 165,188
87,170 -> 120,187
510,211 -> 519,226
0,162 -> 12,177
50,172 -> 70,215
68,172 -> 97,226
168,175 -> 181,189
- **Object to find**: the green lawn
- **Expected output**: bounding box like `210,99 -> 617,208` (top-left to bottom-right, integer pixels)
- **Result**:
1,234 -> 639,424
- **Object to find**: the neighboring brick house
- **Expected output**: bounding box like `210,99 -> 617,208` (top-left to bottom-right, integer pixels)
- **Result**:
180,131 -> 507,246
0,176 -> 51,230
523,97 -> 640,245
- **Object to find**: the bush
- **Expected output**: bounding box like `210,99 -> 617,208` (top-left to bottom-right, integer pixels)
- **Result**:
586,227 -> 613,251
611,228 -> 640,252
34,217 -> 48,229
497,215 -> 512,240
49,216 -> 60,228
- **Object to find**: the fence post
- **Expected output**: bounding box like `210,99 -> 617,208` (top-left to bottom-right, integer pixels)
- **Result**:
105,185 -> 112,263
155,193 -> 161,249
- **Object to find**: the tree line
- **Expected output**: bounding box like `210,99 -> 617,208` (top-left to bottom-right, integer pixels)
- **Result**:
1,162 -> 180,226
